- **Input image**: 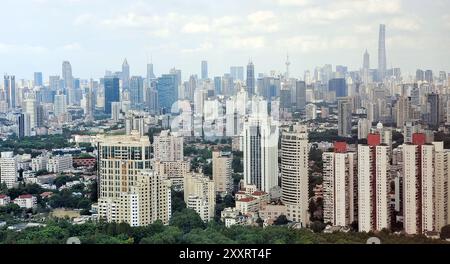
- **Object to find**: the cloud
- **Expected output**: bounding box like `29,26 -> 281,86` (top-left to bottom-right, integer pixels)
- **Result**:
62,42 -> 82,51
182,22 -> 210,33
443,15 -> 450,28
276,35 -> 360,53
226,36 -> 266,50
275,0 -> 310,6
73,13 -> 96,26
181,42 -> 213,53
389,17 -> 421,31
297,8 -> 351,24
248,11 -> 275,24
0,43 -> 47,54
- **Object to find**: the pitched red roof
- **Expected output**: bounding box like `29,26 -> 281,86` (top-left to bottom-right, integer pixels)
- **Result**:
237,197 -> 257,203
252,191 -> 267,196
18,194 -> 33,199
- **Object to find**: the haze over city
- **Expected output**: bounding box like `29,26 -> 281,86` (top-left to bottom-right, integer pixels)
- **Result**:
1,0 -> 449,78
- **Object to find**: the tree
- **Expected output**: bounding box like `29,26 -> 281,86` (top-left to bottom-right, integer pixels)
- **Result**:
440,225 -> 450,240
310,221 -> 326,233
89,181 -> 98,202
0,182 -> 8,194
171,190 -> 186,213
169,208 -> 205,233
140,226 -> 182,244
274,215 -> 289,225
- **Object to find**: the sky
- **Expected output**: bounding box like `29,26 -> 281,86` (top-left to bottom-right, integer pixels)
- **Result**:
0,0 -> 449,81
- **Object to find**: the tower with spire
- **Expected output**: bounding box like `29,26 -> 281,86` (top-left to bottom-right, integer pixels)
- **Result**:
122,58 -> 130,90
285,53 -> 291,80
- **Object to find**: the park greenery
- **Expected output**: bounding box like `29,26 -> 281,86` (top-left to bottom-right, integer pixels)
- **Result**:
0,215 -> 447,244
0,134 -> 74,155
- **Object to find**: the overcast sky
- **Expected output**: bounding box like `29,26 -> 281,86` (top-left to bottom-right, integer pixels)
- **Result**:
1,0 -> 449,81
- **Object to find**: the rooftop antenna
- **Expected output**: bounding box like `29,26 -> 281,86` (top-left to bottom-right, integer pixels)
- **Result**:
285,52 -> 291,79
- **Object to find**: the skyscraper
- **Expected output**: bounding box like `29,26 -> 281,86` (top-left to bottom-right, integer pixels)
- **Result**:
130,76 -> 144,109
96,132 -> 171,226
3,75 -> 16,109
54,93 -> 67,118
378,24 -> 386,81
358,134 -> 390,232
214,76 -> 222,95
425,70 -> 433,83
184,172 -> 216,222
122,59 -> 130,89
246,61 -> 255,96
402,134 -> 436,234
329,78 -> 347,98
153,130 -> 184,162
281,125 -> 309,225
427,93 -> 440,128
0,152 -> 18,188
363,50 -> 370,69
323,142 -> 357,226
212,151 -> 233,195
295,80 -> 306,111
147,63 -> 156,81
338,97 -> 352,137
24,94 -> 37,129
34,72 -> 43,87
62,61 -> 73,104
201,60 -> 208,80
230,66 -> 244,81
156,74 -> 178,112
104,76 -> 120,114
242,115 -> 279,193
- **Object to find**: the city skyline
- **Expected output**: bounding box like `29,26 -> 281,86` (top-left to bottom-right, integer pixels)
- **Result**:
0,0 -> 449,79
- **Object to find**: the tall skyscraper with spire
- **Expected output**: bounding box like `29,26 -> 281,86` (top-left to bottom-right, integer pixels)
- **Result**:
246,60 -> 255,96
378,24 -> 386,81
122,58 -> 130,89
362,50 -> 370,85
363,50 -> 370,70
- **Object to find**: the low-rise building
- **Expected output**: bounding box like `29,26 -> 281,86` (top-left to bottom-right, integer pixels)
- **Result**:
13,194 -> 37,209
259,203 -> 287,221
47,155 -> 73,173
0,195 -> 11,206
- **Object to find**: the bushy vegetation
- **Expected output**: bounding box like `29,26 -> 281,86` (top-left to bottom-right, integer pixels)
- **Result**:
0,216 -> 445,244
0,135 -> 73,155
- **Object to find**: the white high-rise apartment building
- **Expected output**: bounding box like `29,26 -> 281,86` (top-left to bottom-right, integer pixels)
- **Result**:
402,134 -> 450,234
358,134 -> 390,232
280,125 -> 309,225
153,130 -> 184,162
323,142 -> 357,227
0,152 -> 18,188
24,94 -> 37,129
433,142 -> 449,232
357,118 -> 370,140
212,151 -> 233,195
305,103 -> 317,121
184,172 -> 215,222
242,115 -> 279,193
54,93 -> 67,117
